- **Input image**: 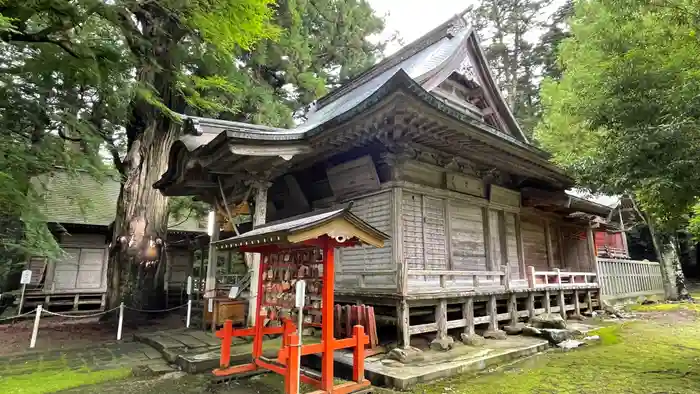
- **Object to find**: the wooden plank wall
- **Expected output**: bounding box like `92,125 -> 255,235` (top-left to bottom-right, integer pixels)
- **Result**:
336,191 -> 395,289
449,200 -> 486,271
403,192 -> 425,273
549,223 -> 563,268
489,210 -> 502,269
561,225 -> 593,271
521,218 -> 548,271
505,213 -> 521,278
423,196 -> 448,274
402,188 -> 524,290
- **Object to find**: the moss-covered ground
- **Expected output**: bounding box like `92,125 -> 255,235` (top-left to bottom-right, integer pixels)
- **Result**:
1,359 -> 131,394
404,301 -> 700,394
11,299 -> 700,394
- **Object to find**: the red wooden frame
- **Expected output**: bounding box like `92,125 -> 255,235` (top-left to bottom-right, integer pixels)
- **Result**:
212,236 -> 371,394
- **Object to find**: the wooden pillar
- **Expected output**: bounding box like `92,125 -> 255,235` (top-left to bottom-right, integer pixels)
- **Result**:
508,293 -> 518,324
487,295 -> 498,331
321,239 -> 336,392
436,300 -> 447,340
545,222 -> 555,269
252,253 -> 266,359
164,247 -> 171,307
247,181 -> 270,327
392,187 -> 407,296
586,228 -> 598,275
526,292 -> 535,319
498,211 -> 509,276
463,298 -> 475,336
544,290 -> 551,313
482,207 -> 493,271
204,216 -> 220,298
397,300 -> 410,349
585,290 -> 593,312
514,214 -> 526,278
574,289 -> 581,316
558,290 -> 566,319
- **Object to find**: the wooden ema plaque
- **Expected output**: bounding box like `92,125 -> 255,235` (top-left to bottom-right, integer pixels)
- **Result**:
212,238 -> 371,394
261,249 -> 324,326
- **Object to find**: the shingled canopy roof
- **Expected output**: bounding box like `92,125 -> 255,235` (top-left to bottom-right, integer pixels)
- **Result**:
31,171 -> 206,233
154,14 -> 574,199
213,204 -> 389,250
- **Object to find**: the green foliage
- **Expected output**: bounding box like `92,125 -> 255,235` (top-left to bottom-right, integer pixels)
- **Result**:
465,0 -> 568,137
167,196 -> 209,228
0,0 -> 386,262
536,0 -> 700,231
189,0 -> 280,52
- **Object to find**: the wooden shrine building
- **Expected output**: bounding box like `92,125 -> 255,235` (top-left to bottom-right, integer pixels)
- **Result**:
154,16 -> 610,347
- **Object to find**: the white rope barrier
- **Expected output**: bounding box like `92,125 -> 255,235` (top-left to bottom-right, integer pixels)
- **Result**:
0,308 -> 37,322
42,305 -> 120,319
7,276 -> 196,349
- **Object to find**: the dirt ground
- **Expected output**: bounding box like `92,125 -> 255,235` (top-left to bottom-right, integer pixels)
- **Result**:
0,312 -> 186,356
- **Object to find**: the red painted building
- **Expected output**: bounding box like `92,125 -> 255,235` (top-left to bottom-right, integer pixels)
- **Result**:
594,231 -> 629,258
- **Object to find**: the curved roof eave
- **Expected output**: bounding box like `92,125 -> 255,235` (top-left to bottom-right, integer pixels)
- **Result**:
465,33 -> 530,144
155,69 -> 571,193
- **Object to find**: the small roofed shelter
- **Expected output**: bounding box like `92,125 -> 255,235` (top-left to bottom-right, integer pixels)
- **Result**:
19,171 -> 208,312
212,205 -> 387,394
154,14 -> 613,348
214,204 -> 387,252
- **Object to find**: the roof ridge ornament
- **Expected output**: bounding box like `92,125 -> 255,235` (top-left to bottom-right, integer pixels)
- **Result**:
446,16 -> 468,38
184,117 -> 203,136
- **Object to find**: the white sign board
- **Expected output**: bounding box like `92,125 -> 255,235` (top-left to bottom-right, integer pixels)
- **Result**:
295,280 -> 306,308
20,270 -> 33,285
208,298 -> 214,312
228,286 -> 239,299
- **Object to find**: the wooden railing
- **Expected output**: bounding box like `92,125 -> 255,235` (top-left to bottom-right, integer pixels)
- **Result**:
408,265 -> 513,290
527,266 -> 598,289
596,258 -> 663,298
342,269 -> 397,288
596,246 -> 629,259
405,263 -> 600,294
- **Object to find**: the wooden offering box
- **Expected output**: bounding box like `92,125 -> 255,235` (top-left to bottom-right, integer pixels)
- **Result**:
205,297 -> 247,331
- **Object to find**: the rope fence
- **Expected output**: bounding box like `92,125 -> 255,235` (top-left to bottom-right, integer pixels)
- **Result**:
4,276 -> 195,349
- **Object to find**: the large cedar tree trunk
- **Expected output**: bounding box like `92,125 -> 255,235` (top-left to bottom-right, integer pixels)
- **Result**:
105,123 -> 177,311
104,6 -> 186,312
647,220 -> 691,300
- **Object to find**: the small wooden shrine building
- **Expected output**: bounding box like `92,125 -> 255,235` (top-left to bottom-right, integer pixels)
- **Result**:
19,172 -> 208,311
154,16 -> 611,347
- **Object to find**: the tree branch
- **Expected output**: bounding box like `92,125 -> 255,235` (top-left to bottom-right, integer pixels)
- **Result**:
0,31 -> 84,58
57,127 -> 82,142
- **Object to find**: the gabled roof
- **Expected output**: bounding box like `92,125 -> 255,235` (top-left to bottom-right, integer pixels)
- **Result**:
213,204 -> 389,250
307,14 -> 529,143
168,14 -> 530,154
155,14 -> 572,195
31,172 -> 206,233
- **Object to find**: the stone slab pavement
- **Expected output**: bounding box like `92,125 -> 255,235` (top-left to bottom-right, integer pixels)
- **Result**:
0,341 -> 170,377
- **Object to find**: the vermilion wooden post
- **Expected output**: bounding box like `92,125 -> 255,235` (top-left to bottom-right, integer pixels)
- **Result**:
217,320 -> 234,368
321,238 -> 335,391
279,318 -> 295,364
352,325 -> 366,383
286,332 -> 301,394
252,252 -> 267,359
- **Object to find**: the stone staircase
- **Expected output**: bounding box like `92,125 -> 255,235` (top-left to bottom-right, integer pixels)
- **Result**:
133,328 -> 280,373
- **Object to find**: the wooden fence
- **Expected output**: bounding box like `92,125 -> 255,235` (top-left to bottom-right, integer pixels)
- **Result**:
596,258 -> 664,298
